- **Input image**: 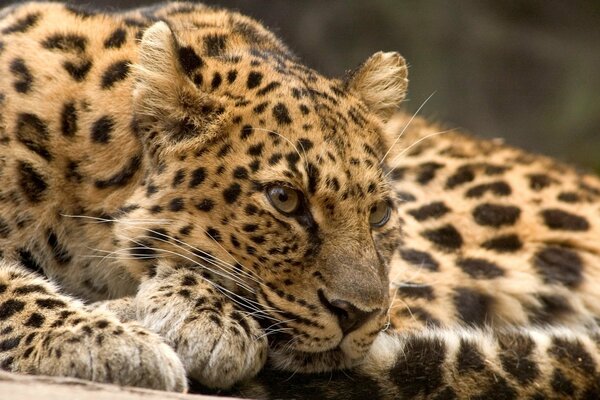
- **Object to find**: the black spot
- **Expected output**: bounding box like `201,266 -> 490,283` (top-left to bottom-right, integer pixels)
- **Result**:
549,337 -> 596,373
247,71 -> 263,89
446,166 -> 475,189
481,234 -> 522,253
60,102 -> 78,137
0,300 -> 25,320
389,336 -> 446,397
41,33 -> 87,53
285,152 -> 300,170
453,287 -> 492,325
91,115 -> 115,143
530,294 -> 573,324
169,198 -> 184,212
421,224 -> 463,251
195,198 -> 214,212
104,28 -> 127,49
497,332 -> 540,384
35,298 -> 66,309
10,58 -> 33,93
242,224 -> 258,233
203,34 -> 227,56
473,203 -> 521,227
13,285 -> 47,295
528,174 -> 554,191
408,201 -> 450,221
240,125 -> 253,140
18,161 -> 48,203
100,60 -> 130,89
400,249 -> 439,271
233,166 -> 248,179
2,13 -> 39,34
206,227 -> 222,242
297,138 -> 314,152
557,192 -> 580,203
223,183 -> 241,203
15,113 -> 51,161
397,284 -> 434,300
273,103 -> 292,125
473,379 -> 517,400
0,336 -> 22,352
416,162 -> 444,185
211,72 -> 222,90
307,163 -> 320,194
63,59 -> 93,81
188,167 -> 207,188
94,155 -> 141,189
248,143 -> 264,157
178,46 -> 204,75
47,230 -> 72,265
551,369 -> 575,395
249,160 -> 260,172
252,101 -> 269,114
456,339 -> 485,373
227,70 -> 237,83
268,153 -> 283,165
534,246 -> 583,288
24,313 -> 45,328
457,258 -> 504,279
256,81 -> 281,96
18,249 -> 44,274
465,181 -> 511,198
541,209 -> 589,231
172,169 -> 185,187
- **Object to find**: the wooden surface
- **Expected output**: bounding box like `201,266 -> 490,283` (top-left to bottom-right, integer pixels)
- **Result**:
0,371 -> 240,400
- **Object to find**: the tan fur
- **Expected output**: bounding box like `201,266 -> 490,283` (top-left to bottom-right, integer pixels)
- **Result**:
1,2 -> 600,399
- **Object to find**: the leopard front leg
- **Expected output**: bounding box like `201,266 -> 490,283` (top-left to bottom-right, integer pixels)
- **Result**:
0,260 -> 187,391
134,265 -> 268,389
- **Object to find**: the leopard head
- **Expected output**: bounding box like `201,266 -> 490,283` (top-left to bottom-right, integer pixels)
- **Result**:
115,20 -> 407,372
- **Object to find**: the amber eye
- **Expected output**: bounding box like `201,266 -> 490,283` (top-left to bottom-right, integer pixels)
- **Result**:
267,185 -> 301,214
369,200 -> 391,228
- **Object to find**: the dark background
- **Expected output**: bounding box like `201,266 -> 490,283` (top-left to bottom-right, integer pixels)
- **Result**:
3,0 -> 600,171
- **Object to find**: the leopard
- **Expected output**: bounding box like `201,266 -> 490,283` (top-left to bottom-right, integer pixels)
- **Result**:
1,2 -> 600,400
235,114 -> 600,399
0,0 -> 405,392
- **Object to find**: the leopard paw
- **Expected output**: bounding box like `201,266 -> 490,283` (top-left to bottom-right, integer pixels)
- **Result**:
182,309 -> 268,388
14,315 -> 187,392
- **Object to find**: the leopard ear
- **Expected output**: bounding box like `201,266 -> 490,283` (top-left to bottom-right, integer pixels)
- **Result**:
346,52 -> 408,122
132,21 -> 227,157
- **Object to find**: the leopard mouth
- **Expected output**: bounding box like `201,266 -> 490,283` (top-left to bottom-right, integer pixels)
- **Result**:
257,318 -> 379,373
267,343 -> 365,373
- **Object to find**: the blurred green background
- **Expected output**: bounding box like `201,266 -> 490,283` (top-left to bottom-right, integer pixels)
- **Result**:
3,1 -> 599,171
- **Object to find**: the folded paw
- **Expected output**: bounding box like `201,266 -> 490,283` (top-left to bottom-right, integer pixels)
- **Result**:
135,270 -> 267,388
178,307 -> 268,388
13,315 -> 187,392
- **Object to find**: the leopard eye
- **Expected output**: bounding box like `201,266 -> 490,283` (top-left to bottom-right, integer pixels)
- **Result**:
267,185 -> 301,214
369,200 -> 391,228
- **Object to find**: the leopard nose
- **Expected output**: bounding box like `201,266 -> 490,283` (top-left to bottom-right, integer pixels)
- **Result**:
318,290 -> 379,334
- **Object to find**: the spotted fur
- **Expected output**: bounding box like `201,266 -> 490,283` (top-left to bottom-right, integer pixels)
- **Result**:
1,2 -> 599,399
232,115 -> 600,399
0,1 -> 405,391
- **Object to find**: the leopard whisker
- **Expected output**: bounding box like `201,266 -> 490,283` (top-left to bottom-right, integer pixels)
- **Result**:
133,233 -> 257,293
74,214 -> 266,291
379,91 -> 436,163
116,235 -> 277,318
385,129 -> 455,177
